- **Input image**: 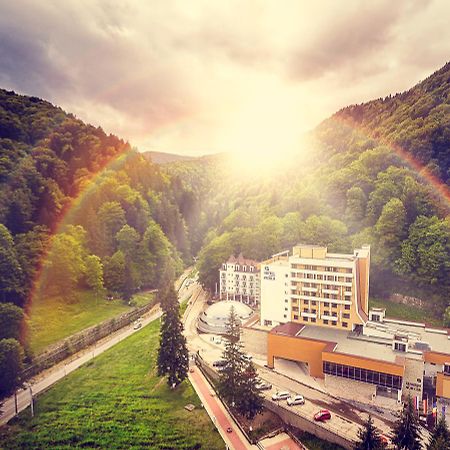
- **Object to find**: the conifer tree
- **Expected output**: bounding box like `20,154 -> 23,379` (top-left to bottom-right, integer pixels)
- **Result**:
219,307 -> 263,420
392,396 -> 421,450
427,415 -> 449,450
236,359 -> 263,420
157,285 -> 189,388
354,415 -> 385,450
218,306 -> 245,405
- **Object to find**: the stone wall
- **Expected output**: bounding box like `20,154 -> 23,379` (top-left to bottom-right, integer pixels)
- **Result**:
22,300 -> 157,380
389,293 -> 424,309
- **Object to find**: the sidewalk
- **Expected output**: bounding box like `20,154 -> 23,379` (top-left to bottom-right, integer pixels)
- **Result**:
0,305 -> 162,425
188,366 -> 256,450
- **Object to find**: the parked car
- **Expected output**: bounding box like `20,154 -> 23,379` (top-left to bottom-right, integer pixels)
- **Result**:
212,360 -> 227,368
272,391 -> 291,401
314,409 -> 331,421
242,354 -> 253,362
287,395 -> 305,406
133,320 -> 142,330
255,382 -> 272,391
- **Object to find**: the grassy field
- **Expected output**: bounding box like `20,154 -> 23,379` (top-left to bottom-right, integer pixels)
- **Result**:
0,319 -> 224,450
369,297 -> 441,326
28,290 -> 155,355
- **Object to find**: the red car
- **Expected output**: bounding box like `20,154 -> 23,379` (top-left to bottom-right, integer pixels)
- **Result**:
314,409 -> 331,422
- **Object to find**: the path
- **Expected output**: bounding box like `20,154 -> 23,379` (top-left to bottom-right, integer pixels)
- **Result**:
189,366 -> 255,450
0,304 -> 162,426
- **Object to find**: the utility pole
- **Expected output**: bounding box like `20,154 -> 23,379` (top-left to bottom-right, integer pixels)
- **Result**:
29,385 -> 34,418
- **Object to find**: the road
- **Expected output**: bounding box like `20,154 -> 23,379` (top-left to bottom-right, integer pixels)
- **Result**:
182,281 -> 396,448
0,304 -> 162,426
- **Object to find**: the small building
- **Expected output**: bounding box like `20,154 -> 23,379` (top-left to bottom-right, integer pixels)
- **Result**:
219,254 -> 260,306
197,300 -> 255,334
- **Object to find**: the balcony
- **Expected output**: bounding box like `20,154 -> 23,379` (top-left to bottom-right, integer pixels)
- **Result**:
321,314 -> 338,321
301,312 -> 317,319
322,288 -> 339,295
302,286 -> 318,293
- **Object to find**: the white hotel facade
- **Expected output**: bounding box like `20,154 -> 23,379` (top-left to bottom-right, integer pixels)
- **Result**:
219,254 -> 260,306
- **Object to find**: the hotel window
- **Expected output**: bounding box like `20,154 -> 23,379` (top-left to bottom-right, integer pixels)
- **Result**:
312,309 -> 316,314
264,320 -> 272,326
283,314 -> 287,318
323,320 -> 329,325
343,313 -> 350,319
444,364 -> 450,375
312,301 -> 317,305
303,317 -> 309,322
332,303 -> 337,308
285,307 -> 288,311
292,307 -> 299,312
324,302 -> 330,307
394,342 -> 407,352
303,308 -> 309,312
311,318 -> 316,322
293,315 -> 299,320
332,321 -> 337,326
342,322 -> 348,328
344,304 -> 351,310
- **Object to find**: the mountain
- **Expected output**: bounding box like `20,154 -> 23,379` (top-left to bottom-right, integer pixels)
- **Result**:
142,151 -> 197,165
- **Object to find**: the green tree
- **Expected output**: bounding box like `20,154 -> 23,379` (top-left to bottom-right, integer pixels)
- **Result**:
346,186 -> 367,227
375,198 -> 407,264
444,306 -> 450,328
427,416 -> 449,450
0,338 -> 24,397
0,224 -> 23,304
219,306 -> 245,405
43,228 -> 87,297
84,255 -> 105,297
157,285 -> 189,388
236,360 -> 263,420
354,415 -> 385,450
97,201 -> 126,256
392,396 -> 421,450
103,250 -> 126,295
0,303 -> 24,341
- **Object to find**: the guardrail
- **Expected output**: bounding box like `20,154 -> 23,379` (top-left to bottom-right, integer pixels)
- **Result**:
21,299 -> 158,381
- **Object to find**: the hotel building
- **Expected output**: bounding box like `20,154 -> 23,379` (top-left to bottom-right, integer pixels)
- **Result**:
219,254 -> 260,306
258,245 -> 450,405
260,244 -> 370,329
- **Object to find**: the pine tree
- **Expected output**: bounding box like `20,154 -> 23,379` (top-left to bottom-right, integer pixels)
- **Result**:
219,307 -> 263,420
218,306 -> 245,406
157,285 -> 189,388
236,360 -> 264,420
392,396 -> 421,450
354,415 -> 385,450
427,415 -> 449,450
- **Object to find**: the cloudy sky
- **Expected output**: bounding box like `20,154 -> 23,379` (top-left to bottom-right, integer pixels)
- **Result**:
0,0 -> 449,157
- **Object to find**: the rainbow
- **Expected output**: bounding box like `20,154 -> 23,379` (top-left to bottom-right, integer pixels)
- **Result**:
23,119 -> 450,347
331,115 -> 450,212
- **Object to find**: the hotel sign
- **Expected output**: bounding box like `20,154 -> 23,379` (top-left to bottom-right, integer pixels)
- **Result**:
263,266 -> 275,281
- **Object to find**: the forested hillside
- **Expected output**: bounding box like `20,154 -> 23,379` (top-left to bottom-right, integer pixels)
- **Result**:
0,89 -> 213,396
196,63 -> 450,323
1,62 -> 449,396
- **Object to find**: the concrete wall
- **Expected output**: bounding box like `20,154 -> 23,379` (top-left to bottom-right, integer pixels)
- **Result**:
263,400 -> 354,450
242,326 -> 268,356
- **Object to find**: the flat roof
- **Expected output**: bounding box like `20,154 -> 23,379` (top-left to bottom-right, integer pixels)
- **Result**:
297,325 -> 405,363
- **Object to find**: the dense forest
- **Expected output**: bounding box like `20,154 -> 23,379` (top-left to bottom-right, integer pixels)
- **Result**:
1,62 -> 450,396
195,63 -> 450,321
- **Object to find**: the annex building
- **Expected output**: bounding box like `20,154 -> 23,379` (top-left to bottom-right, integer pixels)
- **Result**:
219,254 -> 260,306
259,245 -> 450,404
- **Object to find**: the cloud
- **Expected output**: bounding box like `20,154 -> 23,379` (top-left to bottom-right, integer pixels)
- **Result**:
0,0 -> 449,155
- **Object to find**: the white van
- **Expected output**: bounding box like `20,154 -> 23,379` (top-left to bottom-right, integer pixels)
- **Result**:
287,395 -> 305,406
272,391 -> 291,401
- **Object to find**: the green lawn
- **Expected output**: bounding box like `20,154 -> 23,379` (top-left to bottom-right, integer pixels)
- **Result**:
369,297 -> 442,326
28,290 -> 155,355
0,319 -> 224,450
